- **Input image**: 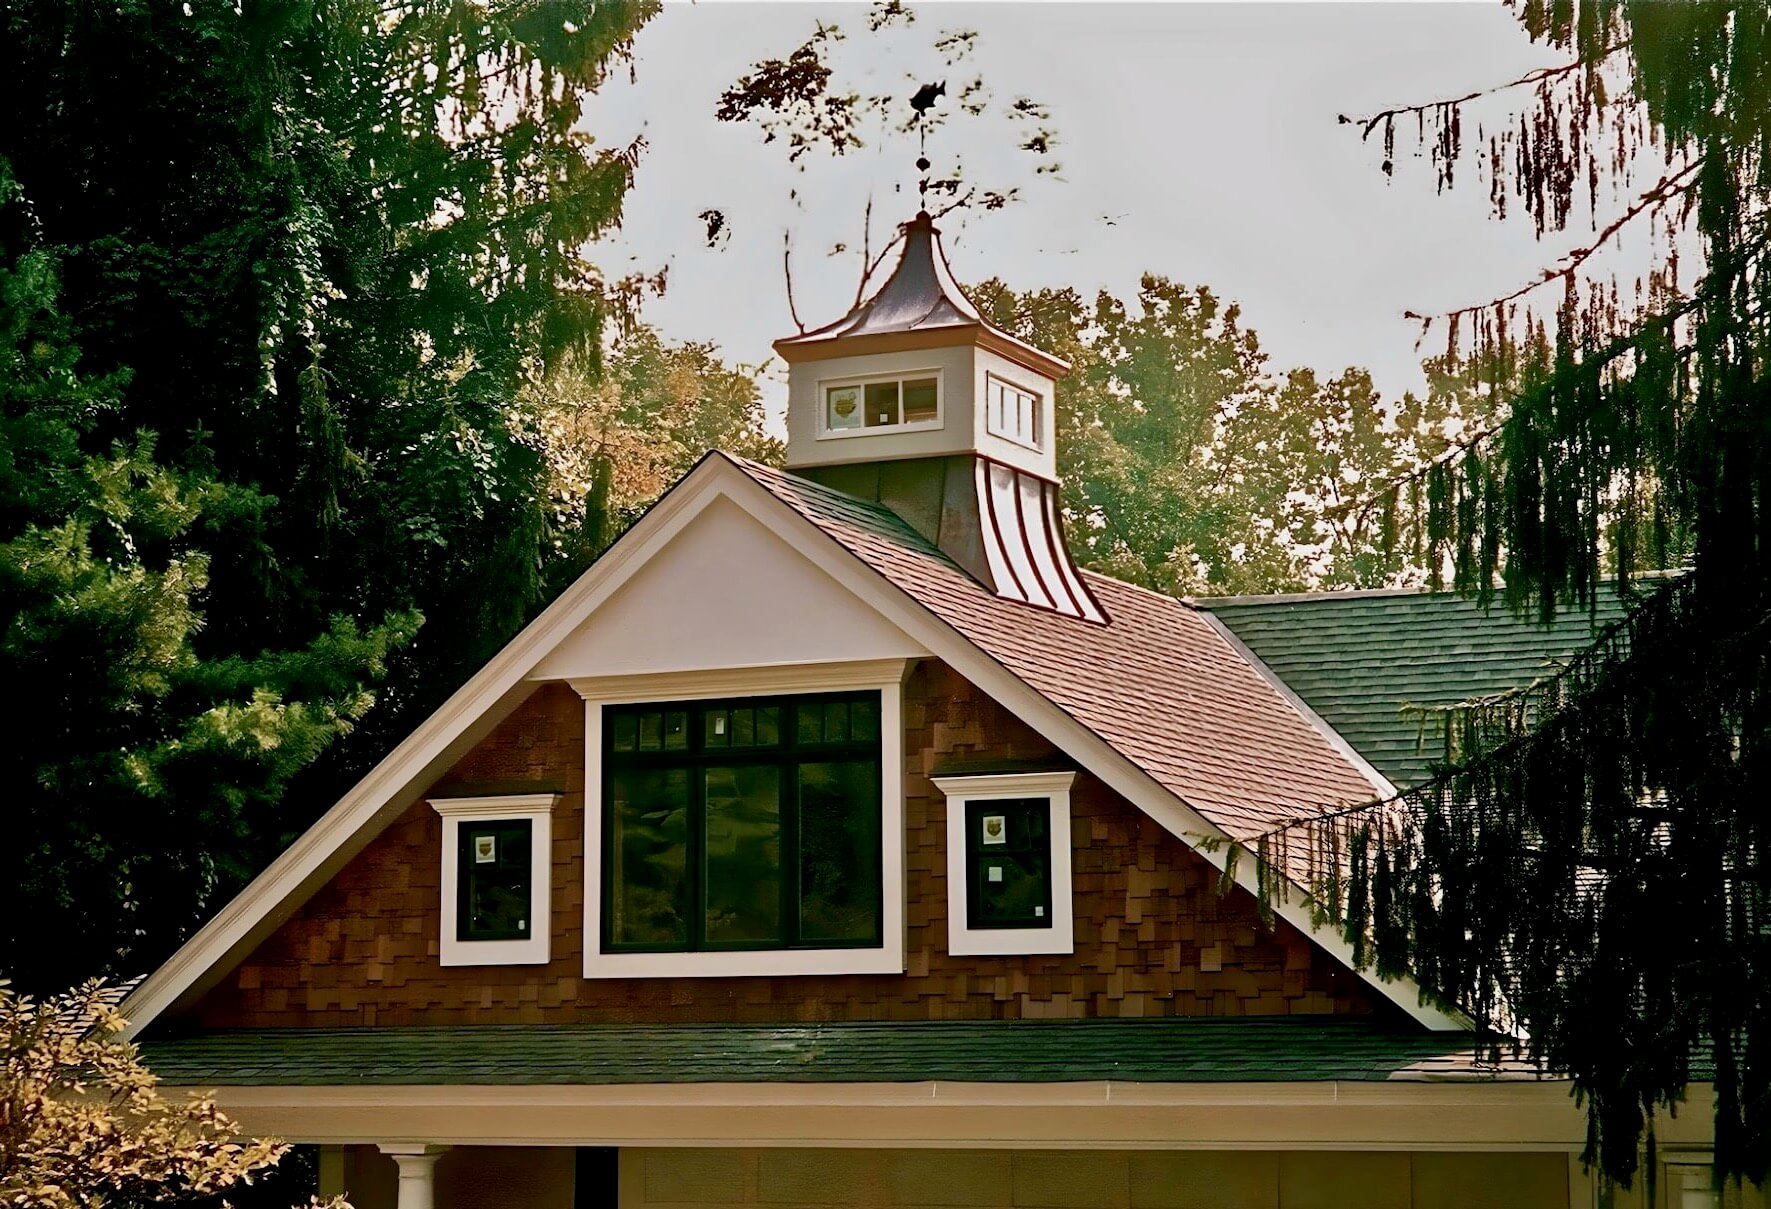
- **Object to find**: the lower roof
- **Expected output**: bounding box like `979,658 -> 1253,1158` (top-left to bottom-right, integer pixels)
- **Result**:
139,1016 -> 1487,1087
1203,586 -> 1637,791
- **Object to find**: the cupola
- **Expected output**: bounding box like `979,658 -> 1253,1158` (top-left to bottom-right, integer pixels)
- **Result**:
773,212 -> 1104,623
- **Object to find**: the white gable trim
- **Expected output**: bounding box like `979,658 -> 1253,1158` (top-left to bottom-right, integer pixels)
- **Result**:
120,453 -> 1461,1037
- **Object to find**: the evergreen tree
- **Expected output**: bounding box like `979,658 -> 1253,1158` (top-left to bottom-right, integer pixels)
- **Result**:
0,164 -> 410,994
0,0 -> 661,988
1262,1 -> 1771,1186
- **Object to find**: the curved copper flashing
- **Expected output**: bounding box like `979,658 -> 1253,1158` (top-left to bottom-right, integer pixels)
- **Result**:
975,455 -> 1106,624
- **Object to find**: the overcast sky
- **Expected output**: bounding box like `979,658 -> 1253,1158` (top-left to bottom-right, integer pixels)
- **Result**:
584,3 -> 1582,423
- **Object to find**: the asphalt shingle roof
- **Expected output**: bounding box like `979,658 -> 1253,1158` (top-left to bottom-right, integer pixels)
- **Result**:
1203,588 -> 1634,791
139,1017 -> 1481,1086
734,457 -> 1381,838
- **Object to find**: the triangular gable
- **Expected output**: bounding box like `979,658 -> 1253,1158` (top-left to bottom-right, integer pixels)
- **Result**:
531,495 -> 923,680
121,453 -> 1462,1037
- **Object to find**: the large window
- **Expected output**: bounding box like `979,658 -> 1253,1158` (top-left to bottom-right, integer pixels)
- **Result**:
603,692 -> 883,953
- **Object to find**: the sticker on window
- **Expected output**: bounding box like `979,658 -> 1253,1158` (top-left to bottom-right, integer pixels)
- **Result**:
474,835 -> 497,863
981,814 -> 1007,845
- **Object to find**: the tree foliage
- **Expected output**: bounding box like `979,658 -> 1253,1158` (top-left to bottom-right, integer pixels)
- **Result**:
1260,0 -> 1771,1187
520,328 -> 783,585
0,0 -> 665,991
0,981 -> 342,1208
973,276 -> 1500,593
0,172 -> 413,996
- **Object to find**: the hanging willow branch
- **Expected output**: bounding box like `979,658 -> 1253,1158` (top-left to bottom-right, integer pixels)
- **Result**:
1242,571 -> 1771,1187
1230,3 -> 1771,1187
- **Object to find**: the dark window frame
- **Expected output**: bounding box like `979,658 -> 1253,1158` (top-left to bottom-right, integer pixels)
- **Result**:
601,690 -> 885,955
456,818 -> 535,942
963,798 -> 1055,931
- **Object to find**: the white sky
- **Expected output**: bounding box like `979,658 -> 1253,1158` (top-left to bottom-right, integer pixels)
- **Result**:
584,3 -> 1583,424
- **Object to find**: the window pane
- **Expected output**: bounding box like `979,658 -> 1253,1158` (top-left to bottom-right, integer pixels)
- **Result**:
864,381 -> 900,427
705,709 -> 729,748
967,798 -> 1052,929
902,377 -> 938,423
609,768 -> 690,947
756,706 -> 780,746
637,712 -> 662,751
798,761 -> 880,943
612,713 -> 638,752
827,385 -> 862,430
703,766 -> 782,944
797,701 -> 823,745
732,707 -> 754,747
849,697 -> 878,742
664,711 -> 689,751
822,701 -> 849,743
458,820 -> 531,941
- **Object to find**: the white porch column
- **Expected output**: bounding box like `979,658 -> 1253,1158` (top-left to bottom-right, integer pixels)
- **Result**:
377,1143 -> 450,1209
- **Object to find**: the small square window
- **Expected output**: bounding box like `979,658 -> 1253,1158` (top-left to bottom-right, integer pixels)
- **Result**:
902,378 -> 938,423
864,381 -> 900,427
431,794 -> 557,967
935,772 -> 1075,957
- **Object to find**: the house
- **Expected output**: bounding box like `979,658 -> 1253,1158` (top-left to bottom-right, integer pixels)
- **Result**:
124,213 -> 1738,1209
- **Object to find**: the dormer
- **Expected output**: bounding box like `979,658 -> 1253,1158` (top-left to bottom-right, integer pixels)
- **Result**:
773,212 -> 1104,623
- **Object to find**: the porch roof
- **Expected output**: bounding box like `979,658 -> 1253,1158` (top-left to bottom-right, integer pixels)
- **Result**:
139,1016 -> 1494,1087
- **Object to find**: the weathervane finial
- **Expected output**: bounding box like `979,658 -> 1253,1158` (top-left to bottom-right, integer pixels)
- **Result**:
909,80 -> 945,209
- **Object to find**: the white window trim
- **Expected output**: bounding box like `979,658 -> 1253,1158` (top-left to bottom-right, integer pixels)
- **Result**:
983,371 -> 1044,452
575,659 -> 909,979
933,771 -> 1076,957
815,368 -> 944,441
429,794 -> 559,967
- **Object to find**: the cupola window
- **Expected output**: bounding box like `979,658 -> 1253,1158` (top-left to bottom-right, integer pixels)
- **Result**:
985,374 -> 1042,449
822,372 -> 941,436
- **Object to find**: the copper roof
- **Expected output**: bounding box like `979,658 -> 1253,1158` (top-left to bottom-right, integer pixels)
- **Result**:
773,212 -> 1068,377
734,456 -> 1383,839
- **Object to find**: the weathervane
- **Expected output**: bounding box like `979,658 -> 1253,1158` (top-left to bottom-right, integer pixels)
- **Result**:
909,80 -> 945,210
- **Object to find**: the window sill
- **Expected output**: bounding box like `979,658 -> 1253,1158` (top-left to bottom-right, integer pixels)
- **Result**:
583,945 -> 903,980
815,420 -> 944,442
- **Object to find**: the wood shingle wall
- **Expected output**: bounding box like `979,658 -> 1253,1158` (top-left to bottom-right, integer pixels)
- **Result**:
179,662 -> 1381,1028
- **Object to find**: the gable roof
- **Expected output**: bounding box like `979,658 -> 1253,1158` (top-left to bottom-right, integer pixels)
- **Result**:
737,458 -> 1385,839
119,453 -> 1459,1037
1203,587 -> 1633,790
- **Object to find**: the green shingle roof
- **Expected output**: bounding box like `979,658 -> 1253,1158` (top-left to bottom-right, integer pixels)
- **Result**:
1203,587 -> 1635,791
138,1017 -> 1478,1087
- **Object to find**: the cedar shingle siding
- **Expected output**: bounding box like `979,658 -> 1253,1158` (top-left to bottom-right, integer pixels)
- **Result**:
178,663 -> 1381,1029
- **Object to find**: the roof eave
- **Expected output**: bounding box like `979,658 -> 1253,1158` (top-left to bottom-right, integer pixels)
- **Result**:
773,324 -> 1071,380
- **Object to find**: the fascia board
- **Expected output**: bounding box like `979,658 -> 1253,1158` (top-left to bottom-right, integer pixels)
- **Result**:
116,455 -> 758,1038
